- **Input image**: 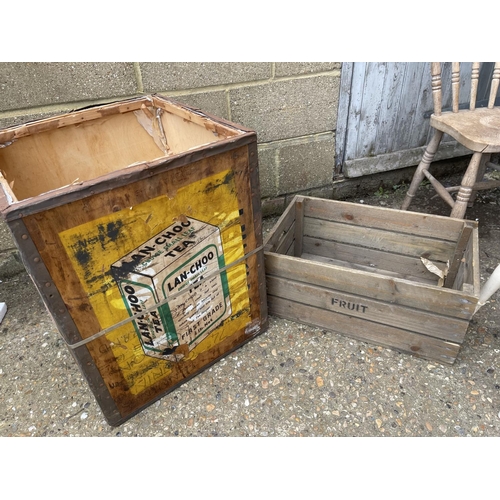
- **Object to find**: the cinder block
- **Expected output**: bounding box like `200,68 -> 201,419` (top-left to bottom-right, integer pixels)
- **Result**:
255,146 -> 278,198
229,76 -> 340,142
300,185 -> 334,199
140,63 -> 271,92
284,187 -> 334,208
0,110 -> 62,129
277,134 -> 335,195
0,63 -> 138,111
170,91 -> 230,120
275,62 -> 341,77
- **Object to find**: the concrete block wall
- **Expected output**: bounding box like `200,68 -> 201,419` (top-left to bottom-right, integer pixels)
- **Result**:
0,62 -> 342,216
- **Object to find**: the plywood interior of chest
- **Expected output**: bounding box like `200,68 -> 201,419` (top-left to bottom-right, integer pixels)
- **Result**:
265,196 -> 478,293
0,97 -> 242,203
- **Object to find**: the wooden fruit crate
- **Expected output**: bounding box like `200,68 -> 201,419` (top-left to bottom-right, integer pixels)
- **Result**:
264,195 -> 480,365
0,95 -> 268,426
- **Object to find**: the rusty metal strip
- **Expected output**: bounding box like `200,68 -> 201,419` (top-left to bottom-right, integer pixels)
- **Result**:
247,140 -> 268,324
8,217 -> 123,424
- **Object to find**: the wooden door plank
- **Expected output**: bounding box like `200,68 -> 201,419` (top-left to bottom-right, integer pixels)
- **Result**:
335,62 -> 354,173
390,63 -> 425,152
355,62 -> 387,159
374,62 -> 406,155
344,63 -> 367,163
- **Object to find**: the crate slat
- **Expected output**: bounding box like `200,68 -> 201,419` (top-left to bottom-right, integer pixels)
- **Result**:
267,275 -> 469,343
302,237 -> 442,283
303,217 -> 456,262
269,295 -> 461,365
303,196 -> 466,241
264,198 -> 296,253
266,252 -> 477,319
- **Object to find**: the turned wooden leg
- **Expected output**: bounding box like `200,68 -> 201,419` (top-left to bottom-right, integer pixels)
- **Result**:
401,130 -> 444,211
450,152 -> 483,219
467,153 -> 490,206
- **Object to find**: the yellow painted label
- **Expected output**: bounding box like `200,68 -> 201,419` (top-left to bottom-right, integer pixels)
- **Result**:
59,169 -> 250,395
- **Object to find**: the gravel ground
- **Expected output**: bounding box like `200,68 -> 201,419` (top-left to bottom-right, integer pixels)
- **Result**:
1,173 -> 500,441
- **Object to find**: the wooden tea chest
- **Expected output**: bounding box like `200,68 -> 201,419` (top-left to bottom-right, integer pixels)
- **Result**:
264,195 -> 480,365
0,95 -> 268,426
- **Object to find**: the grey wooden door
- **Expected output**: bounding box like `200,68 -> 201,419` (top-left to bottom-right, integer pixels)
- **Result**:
335,62 -> 496,178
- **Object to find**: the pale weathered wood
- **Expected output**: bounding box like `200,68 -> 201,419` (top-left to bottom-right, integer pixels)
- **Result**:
301,251 -> 439,285
265,196 -> 480,364
444,223 -> 474,288
356,63 -> 387,159
393,64 -> 427,151
276,221 -> 295,255
446,167 -> 500,193
335,63 -> 354,173
267,275 -> 469,343
301,238 -> 443,284
375,63 -> 405,154
470,62 -> 480,110
265,252 -> 477,319
401,130 -> 444,211
455,223 -> 480,293
431,62 -> 443,116
451,152 -> 484,218
293,198 -> 304,257
268,295 -> 461,365
342,140 -> 469,178
452,62 -> 460,113
403,62 -> 500,218
422,169 -> 456,208
430,108 -> 500,152
488,62 -> 500,108
304,195 -> 464,241
303,217 -> 456,262
337,63 -> 496,178
263,197 -> 297,253
344,63 -> 367,162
